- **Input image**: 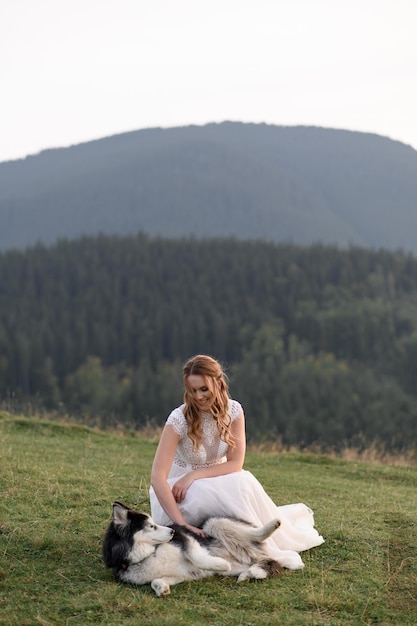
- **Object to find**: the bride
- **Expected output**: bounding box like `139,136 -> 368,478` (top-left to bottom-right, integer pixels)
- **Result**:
149,354 -> 324,569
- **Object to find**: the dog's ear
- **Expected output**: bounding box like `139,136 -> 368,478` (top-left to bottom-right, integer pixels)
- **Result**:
112,502 -> 129,527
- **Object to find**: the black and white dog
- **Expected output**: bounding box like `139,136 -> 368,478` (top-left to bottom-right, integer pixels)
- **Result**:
103,502 -> 282,596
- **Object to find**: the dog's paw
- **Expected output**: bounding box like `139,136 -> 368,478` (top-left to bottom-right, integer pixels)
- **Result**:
237,566 -> 268,582
151,579 -> 171,597
265,518 -> 281,532
210,557 -> 231,572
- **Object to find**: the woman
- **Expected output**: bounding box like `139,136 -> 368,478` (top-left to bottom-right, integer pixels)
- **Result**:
150,354 -> 324,569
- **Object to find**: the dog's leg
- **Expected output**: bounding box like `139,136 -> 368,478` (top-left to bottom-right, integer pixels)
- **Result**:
185,537 -> 231,572
237,559 -> 282,582
151,577 -> 187,597
249,518 -> 281,541
203,517 -> 280,545
237,565 -> 269,582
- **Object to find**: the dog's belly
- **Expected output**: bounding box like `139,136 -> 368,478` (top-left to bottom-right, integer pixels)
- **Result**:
120,543 -> 216,585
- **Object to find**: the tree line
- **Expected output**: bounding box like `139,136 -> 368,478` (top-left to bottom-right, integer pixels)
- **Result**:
1,234 -> 417,450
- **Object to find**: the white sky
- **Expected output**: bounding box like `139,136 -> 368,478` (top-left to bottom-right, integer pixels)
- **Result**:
1,0 -> 417,162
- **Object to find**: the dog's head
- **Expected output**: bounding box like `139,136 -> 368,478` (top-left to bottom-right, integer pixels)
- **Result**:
102,502 -> 174,570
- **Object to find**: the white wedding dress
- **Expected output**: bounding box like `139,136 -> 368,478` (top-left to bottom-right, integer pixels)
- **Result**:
150,400 -> 324,569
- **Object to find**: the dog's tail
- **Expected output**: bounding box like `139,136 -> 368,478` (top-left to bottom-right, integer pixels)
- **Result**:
260,558 -> 282,576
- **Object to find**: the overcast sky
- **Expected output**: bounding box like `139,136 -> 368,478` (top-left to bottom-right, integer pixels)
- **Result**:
1,0 -> 417,163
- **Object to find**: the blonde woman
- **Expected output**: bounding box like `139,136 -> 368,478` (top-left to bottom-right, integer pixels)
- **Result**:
150,354 -> 324,569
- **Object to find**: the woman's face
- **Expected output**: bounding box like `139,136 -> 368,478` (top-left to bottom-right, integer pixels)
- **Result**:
187,374 -> 215,412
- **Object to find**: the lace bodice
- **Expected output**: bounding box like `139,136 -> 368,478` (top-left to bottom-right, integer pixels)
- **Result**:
166,399 -> 243,473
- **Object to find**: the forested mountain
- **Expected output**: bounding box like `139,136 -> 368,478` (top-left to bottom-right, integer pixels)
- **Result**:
1,234 -> 417,450
1,122 -> 417,252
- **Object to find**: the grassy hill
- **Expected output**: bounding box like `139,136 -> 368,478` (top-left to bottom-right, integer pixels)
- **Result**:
1,412 -> 416,625
1,122 -> 417,252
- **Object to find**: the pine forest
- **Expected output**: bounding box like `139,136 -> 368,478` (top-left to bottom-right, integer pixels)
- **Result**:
1,233 -> 417,451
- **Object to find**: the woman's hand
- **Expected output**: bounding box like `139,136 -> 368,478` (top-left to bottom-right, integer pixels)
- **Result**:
171,472 -> 195,503
184,523 -> 207,538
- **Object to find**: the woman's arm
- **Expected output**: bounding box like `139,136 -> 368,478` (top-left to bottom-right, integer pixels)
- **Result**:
171,411 -> 246,503
150,424 -> 206,535
150,424 -> 184,522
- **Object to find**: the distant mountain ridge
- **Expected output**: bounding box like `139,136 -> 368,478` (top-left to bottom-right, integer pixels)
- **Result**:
1,121 -> 417,252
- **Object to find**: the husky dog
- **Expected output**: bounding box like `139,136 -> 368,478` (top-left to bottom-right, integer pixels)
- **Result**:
103,502 -> 282,596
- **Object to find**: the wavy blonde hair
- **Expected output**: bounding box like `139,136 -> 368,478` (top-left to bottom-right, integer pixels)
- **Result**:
183,354 -> 235,450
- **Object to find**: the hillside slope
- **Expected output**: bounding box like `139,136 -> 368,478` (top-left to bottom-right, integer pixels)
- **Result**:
1,122 -> 417,251
2,412 -> 417,625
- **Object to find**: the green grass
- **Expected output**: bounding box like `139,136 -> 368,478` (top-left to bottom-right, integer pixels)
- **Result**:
1,411 -> 416,625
